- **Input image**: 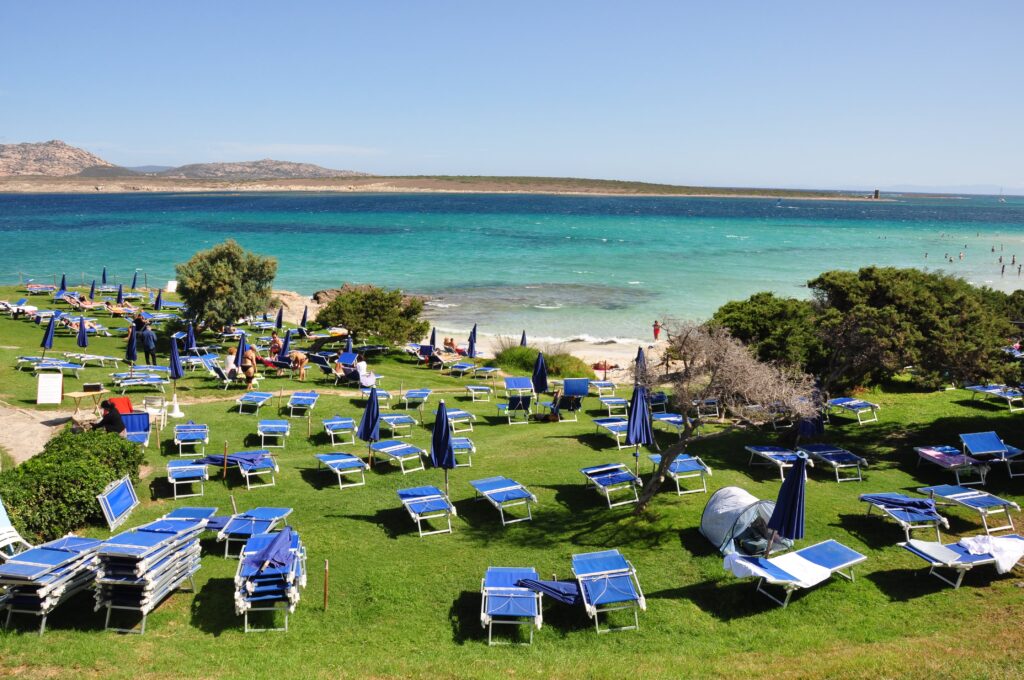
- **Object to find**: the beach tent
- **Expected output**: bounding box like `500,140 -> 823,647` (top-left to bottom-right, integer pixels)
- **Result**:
699,486 -> 792,556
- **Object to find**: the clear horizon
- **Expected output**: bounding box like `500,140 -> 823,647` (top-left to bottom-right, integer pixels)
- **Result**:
3,1 -> 1022,193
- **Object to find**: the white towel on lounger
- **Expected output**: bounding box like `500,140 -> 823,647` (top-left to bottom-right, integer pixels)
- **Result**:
959,535 -> 1024,574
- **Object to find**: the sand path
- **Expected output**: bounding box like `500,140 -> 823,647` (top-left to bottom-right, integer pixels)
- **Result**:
0,402 -> 75,466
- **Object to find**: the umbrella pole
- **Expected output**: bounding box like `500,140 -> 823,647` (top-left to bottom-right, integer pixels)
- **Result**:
323,559 -> 330,611
764,530 -> 776,558
634,445 -> 640,476
444,468 -> 450,497
222,440 -> 229,483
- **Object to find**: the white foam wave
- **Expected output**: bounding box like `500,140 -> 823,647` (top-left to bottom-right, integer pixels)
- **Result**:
533,304 -> 563,310
425,301 -> 460,309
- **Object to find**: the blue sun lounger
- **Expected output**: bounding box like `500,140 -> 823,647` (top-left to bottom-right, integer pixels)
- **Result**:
166,460 -> 209,499
648,453 -> 711,495
196,451 -> 279,490
440,407 -> 476,433
1,495 -> 31,560
590,380 -> 616,396
745,446 -> 808,481
798,443 -> 867,482
234,528 -> 307,632
465,384 -> 492,402
287,391 -> 319,417
724,539 -> 866,607
899,535 -> 1024,589
480,567 -> 543,645
97,477 -> 140,531
122,412 -> 151,448
497,395 -> 532,424
502,376 -> 533,397
381,413 -> 418,438
960,431 -> 1024,478
173,422 -> 209,456
322,415 -> 355,445
827,397 -> 879,424
965,384 -> 1024,411
116,375 -> 169,394
0,535 -> 102,634
257,420 -> 290,448
599,396 -> 628,417
315,453 -> 369,490
470,477 -> 537,525
361,388 -> 392,408
369,441 -> 426,474
918,485 -> 1020,535
571,549 -> 645,633
216,507 -> 293,557
30,360 -> 84,379
452,437 -> 475,467
915,445 -> 989,486
541,378 -> 590,422
594,417 -> 629,449
236,391 -> 273,414
581,463 -> 642,508
401,388 -> 432,410
860,492 -> 948,541
652,412 -> 695,437
472,366 -> 499,381
449,362 -> 477,378
397,486 -> 456,537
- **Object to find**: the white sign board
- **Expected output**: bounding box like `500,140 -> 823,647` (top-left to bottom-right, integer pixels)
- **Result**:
165,280 -> 178,293
36,372 -> 64,405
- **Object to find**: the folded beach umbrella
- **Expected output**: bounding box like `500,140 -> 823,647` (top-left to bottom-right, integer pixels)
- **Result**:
275,308 -> 283,330
766,452 -> 809,554
169,335 -> 184,383
520,330 -> 527,347
262,312 -> 269,322
431,399 -> 456,494
116,284 -> 124,305
101,266 -> 107,285
532,352 -> 548,395
467,324 -> 478,359
185,322 -> 197,352
154,290 -> 163,311
345,335 -> 353,353
59,274 -> 67,293
358,387 -> 381,465
130,271 -> 138,290
235,334 -> 247,371
429,327 -> 437,347
77,316 -> 89,348
515,579 -> 581,606
247,526 -> 294,573
634,346 -> 648,386
89,280 -> 96,301
299,306 -> 308,328
277,330 -> 292,362
125,326 -> 138,365
626,386 -> 655,474
40,315 -> 57,356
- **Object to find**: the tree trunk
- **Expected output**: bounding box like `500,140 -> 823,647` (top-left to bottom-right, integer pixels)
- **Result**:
634,434 -> 692,512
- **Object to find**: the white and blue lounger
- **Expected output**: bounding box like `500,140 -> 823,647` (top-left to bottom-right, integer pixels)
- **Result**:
470,476 -> 537,525
724,539 -> 866,607
798,443 -> 867,482
497,395 -> 532,424
166,460 -> 209,499
918,484 -> 1020,535
914,445 -> 989,486
116,375 -> 168,394
465,384 -> 492,401
648,453 -> 711,495
322,415 -> 355,445
590,380 -> 616,396
599,396 -> 628,417
581,463 -> 642,508
257,420 -> 291,448
744,446 -> 809,480
593,417 -> 629,449
827,397 -> 879,424
173,422 -> 209,456
480,567 -> 543,645
216,507 -> 293,557
397,486 -> 456,537
900,535 -> 1024,589
315,453 -> 369,490
652,412 -> 694,438
97,476 -> 140,530
234,528 -> 307,633
452,437 -> 475,467
401,388 -> 432,410
380,413 -> 418,438
369,441 -> 426,474
236,391 -> 273,414
965,384 -> 1024,411
287,391 -> 319,417
960,431 -> 1024,478
859,493 -> 948,541
571,549 -> 646,633
448,362 -> 477,378
440,407 -> 476,433
503,377 -> 534,396
361,388 -> 392,408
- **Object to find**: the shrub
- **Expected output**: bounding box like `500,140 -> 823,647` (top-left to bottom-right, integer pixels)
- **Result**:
488,345 -> 596,379
316,286 -> 429,345
176,239 -> 277,330
0,430 -> 144,542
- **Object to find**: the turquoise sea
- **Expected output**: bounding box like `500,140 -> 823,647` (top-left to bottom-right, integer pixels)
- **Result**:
1,192 -> 1022,342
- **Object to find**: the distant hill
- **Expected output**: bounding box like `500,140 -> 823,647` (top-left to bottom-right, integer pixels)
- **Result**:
159,159 -> 366,180
126,165 -> 175,174
75,165 -> 142,178
0,140 -> 114,176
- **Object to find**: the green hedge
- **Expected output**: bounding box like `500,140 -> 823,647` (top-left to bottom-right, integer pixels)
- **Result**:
488,346 -> 596,379
0,430 -> 144,542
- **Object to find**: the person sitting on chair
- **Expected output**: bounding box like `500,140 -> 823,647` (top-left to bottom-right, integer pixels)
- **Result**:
356,353 -> 377,388
75,400 -> 127,437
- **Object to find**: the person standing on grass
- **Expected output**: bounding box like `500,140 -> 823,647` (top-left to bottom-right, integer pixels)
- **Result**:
140,322 -> 158,366
652,320 -> 661,342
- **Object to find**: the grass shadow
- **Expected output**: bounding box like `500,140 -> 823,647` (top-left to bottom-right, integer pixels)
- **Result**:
189,577 -> 237,636
678,527 -> 716,557
866,568 -> 962,602
448,590 -> 478,645
659,580 -> 769,621
340,506 -> 410,539
3,590 -> 104,635
299,465 -> 335,491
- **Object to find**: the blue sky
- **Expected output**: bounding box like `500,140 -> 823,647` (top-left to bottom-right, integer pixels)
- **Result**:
2,1 -> 1022,191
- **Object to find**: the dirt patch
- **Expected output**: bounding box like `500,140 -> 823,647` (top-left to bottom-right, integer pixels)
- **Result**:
0,402 -> 74,465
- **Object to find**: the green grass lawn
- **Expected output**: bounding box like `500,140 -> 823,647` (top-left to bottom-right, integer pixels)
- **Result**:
1,285 -> 1023,679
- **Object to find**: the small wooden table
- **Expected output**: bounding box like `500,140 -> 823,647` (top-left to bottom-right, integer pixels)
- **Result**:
65,389 -> 110,415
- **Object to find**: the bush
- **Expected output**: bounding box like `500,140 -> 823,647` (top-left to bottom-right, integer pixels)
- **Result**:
488,346 -> 596,379
316,286 -> 429,345
176,239 -> 277,330
0,430 -> 144,542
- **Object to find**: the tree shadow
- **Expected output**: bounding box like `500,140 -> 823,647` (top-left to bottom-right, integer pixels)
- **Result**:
863,567 -> 986,602
189,577 -> 237,635
299,465 -> 335,491
448,590 -> 478,645
653,580 -> 768,621
678,527 -> 716,557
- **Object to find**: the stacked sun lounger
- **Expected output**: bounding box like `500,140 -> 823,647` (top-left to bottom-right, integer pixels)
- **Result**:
234,527 -> 307,632
0,536 -> 102,634
93,516 -> 206,634
216,507 -> 293,557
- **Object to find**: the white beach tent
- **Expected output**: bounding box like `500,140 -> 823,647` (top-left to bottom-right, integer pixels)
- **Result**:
699,486 -> 792,556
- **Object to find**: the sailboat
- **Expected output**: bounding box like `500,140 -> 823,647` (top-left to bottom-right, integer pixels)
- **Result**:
998,188 -> 1006,203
